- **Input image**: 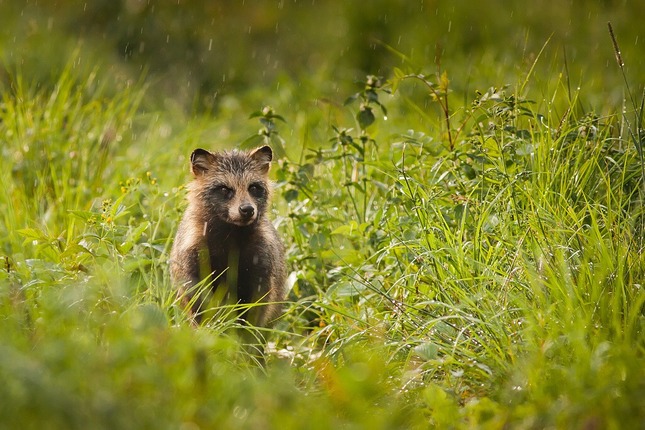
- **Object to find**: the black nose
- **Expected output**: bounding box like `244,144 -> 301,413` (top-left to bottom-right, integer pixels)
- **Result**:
239,204 -> 255,218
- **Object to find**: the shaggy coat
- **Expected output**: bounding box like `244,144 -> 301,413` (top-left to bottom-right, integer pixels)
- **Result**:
170,146 -> 286,326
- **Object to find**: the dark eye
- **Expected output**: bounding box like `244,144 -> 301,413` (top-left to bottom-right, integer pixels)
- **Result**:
248,183 -> 265,198
215,185 -> 234,199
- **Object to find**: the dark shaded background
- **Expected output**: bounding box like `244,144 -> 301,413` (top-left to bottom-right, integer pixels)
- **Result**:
1,0 -> 643,110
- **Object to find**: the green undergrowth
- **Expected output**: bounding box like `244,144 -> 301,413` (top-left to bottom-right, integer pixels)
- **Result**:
1,52 -> 644,429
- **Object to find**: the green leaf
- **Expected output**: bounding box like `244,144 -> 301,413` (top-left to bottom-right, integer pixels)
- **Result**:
118,221 -> 150,254
414,342 -> 439,360
357,106 -> 375,129
283,188 -> 299,202
17,228 -> 46,241
239,133 -> 265,149
376,100 -> 388,117
344,93 -> 359,106
259,117 -> 275,128
331,221 -> 360,236
68,210 -> 97,222
366,89 -> 379,103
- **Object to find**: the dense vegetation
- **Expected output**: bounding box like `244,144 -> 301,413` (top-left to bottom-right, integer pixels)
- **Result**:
1,2 -> 644,429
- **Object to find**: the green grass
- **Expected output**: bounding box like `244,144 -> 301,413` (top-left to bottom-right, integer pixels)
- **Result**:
2,13 -> 645,430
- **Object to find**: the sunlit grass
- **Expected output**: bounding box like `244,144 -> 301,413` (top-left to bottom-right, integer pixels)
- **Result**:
1,35 -> 644,430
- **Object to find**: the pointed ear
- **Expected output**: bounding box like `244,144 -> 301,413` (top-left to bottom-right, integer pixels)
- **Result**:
190,148 -> 217,176
250,146 -> 273,174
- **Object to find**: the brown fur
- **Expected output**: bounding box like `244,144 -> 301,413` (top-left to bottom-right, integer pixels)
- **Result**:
170,146 -> 286,327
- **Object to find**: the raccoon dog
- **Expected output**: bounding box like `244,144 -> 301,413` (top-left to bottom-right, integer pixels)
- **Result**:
170,145 -> 286,327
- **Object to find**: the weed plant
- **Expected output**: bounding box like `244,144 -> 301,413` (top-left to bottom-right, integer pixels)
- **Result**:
1,39 -> 644,430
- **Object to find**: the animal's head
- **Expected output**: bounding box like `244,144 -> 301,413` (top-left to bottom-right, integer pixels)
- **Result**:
189,146 -> 273,227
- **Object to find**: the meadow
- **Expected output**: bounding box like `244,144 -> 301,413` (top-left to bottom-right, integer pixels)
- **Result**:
1,2 -> 644,429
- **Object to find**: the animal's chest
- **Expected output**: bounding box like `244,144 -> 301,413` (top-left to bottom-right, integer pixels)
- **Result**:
206,235 -> 270,303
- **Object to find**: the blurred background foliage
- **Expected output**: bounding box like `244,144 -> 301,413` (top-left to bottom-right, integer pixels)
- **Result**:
2,0 -> 643,111
1,1 -> 644,428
